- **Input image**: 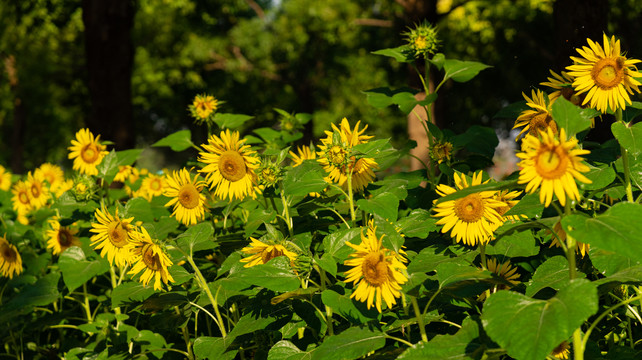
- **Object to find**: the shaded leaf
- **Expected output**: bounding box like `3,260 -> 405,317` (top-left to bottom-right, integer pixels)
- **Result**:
213,113 -> 253,130
59,247 -> 110,293
398,317 -> 484,359
311,327 -> 385,360
525,256 -> 571,297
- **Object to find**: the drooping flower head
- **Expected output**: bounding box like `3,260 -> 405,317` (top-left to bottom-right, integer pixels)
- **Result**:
240,237 -> 298,268
164,168 -> 207,226
516,128 -> 591,207
90,205 -> 136,267
68,128 -> 108,176
316,118 -> 378,192
540,70 -> 584,106
493,189 -> 526,221
0,235 -> 23,279
0,165 -> 12,191
128,227 -> 174,291
513,89 -> 558,141
566,34 -> 642,113
198,129 -> 261,201
190,94 -> 219,123
46,217 -> 81,256
478,257 -> 520,301
344,221 -> 408,313
432,172 -> 506,246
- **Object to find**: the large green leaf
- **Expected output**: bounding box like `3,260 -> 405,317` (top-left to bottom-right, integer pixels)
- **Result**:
436,262 -> 492,289
581,163 -> 616,191
213,113 -> 253,130
371,45 -> 413,63
321,289 -> 378,324
503,193 -> 545,219
452,125 -> 499,159
398,317 -> 484,359
176,222 -> 216,254
59,247 -> 110,293
563,202 -> 642,262
396,209 -> 438,238
589,247 -> 640,277
268,341 -> 313,360
111,282 -> 157,308
443,59 -> 491,83
551,97 -> 593,137
96,150 -> 119,181
482,279 -> 598,360
407,246 -> 462,274
612,121 -> 642,157
151,130 -> 194,152
0,272 -> 61,322
231,257 -> 300,292
487,227 -> 539,258
311,327 -> 385,360
193,337 -> 237,360
525,256 -> 571,297
282,160 -> 327,197
356,192 -> 398,222
322,228 -> 361,261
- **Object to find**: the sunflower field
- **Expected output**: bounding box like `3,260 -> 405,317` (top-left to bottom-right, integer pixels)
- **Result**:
3,23 -> 642,360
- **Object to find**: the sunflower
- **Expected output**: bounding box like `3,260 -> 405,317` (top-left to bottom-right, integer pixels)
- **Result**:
344,221 -> 408,313
68,128 -> 108,176
128,227 -> 174,291
551,341 -> 570,360
430,141 -> 453,164
198,129 -> 260,201
90,205 -> 136,266
240,237 -> 298,268
139,173 -> 167,201
26,171 -> 50,210
540,70 -> 584,106
566,34 -> 642,113
0,165 -> 12,191
190,94 -> 218,122
0,235 -> 23,279
46,217 -> 81,255
432,172 -> 506,246
113,165 -> 134,183
164,168 -> 207,226
316,118 -> 378,192
516,128 -> 592,207
478,257 -> 520,301
36,163 -> 65,187
513,89 -> 558,141
11,180 -> 32,217
493,189 -> 526,221
289,145 -> 316,167
549,220 -> 589,257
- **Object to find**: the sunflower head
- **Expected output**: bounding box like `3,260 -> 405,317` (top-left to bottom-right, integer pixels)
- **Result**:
190,94 -> 219,125
163,168 -> 207,226
240,237 -> 298,268
90,205 -> 137,266
430,141 -> 454,164
404,21 -> 439,59
12,180 -> 33,216
0,235 -> 23,279
46,217 -> 81,256
68,128 -> 108,176
566,34 -> 642,113
128,227 -> 174,290
257,160 -> 282,189
0,165 -> 12,192
513,89 -> 558,141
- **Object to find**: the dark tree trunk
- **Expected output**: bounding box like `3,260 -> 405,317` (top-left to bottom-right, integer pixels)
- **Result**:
4,55 -> 26,174
82,0 -> 135,150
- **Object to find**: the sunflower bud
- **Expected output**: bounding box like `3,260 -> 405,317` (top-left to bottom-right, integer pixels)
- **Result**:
429,141 -> 453,164
404,21 -> 439,59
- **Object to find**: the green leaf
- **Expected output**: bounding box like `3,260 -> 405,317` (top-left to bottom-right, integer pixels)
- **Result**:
363,87 -> 394,109
443,59 -> 491,83
407,246 -> 461,274
282,161 -> 327,197
244,209 -> 277,237
321,289 -> 378,324
193,337 -> 237,360
213,113 -> 253,130
594,265 -> 642,286
311,327 -> 385,360
563,202 -> 642,262
398,317 -> 484,359
231,257 -> 300,292
391,92 -> 419,114
267,340 -> 313,360
452,125 -> 499,159
58,247 -> 110,293
176,222 -> 215,254
396,209 -> 438,238
525,256 -> 571,297
612,121 -> 642,157
622,101 -> 642,122
482,279 -> 598,360
356,192 -> 398,222
116,149 -> 143,167
551,97 -> 593,137
316,253 -> 337,277
493,100 -> 528,120
581,164 -> 616,191
0,272 -> 61,322
589,247 -> 640,277
371,45 -> 413,63
151,130 -> 194,152
111,282 -> 156,308
435,179 -> 518,204
503,193 -> 544,219
488,227 -> 539,258
436,262 -> 492,289
322,228 -> 361,261
96,150 -> 119,181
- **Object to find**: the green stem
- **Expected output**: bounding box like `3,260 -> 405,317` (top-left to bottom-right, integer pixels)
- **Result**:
185,255 -> 227,337
479,243 -> 487,269
175,306 -> 194,360
615,109 -> 635,202
581,294 -> 642,352
109,266 -> 123,326
384,334 -> 413,347
410,296 -> 428,342
346,168 -> 356,223
82,282 -> 93,324
279,189 -> 294,237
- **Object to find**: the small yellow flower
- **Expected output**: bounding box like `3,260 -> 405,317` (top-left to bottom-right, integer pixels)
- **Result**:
114,165 -> 134,183
139,173 -> 167,201
551,341 -> 570,359
240,237 -> 298,268
430,141 -> 453,164
11,180 -> 32,217
404,21 -> 439,59
289,146 -> 316,167
190,94 -> 218,122
0,165 -> 12,191
26,171 -> 50,210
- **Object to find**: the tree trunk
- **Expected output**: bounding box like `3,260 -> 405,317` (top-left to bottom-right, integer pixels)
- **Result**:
82,0 -> 135,150
4,55 -> 26,174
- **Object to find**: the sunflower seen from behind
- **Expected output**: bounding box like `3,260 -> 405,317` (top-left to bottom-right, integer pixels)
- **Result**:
68,128 -> 108,176
566,34 -> 642,113
344,221 -> 408,313
198,129 -> 260,201
516,128 -> 591,207
128,227 -> 174,291
46,217 -> 81,256
90,205 -> 136,267
513,89 -> 557,141
432,172 -> 506,246
164,168 -> 207,226
0,235 -> 23,279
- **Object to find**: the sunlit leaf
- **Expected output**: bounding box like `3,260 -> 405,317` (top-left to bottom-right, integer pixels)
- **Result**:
213,113 -> 253,130
551,97 -> 593,137
151,130 -> 193,152
525,256 -> 571,297
311,327 -> 385,360
443,59 -> 491,83
398,317 -> 484,359
612,121 -> 642,157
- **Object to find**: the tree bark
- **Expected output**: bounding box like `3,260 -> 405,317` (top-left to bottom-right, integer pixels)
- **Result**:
82,0 -> 135,150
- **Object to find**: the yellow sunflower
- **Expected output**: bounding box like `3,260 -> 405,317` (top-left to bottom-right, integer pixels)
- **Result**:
549,220 -> 589,257
68,128 -> 108,176
478,257 -> 520,301
0,165 -> 12,191
551,341 -> 570,360
198,129 -> 260,201
90,205 -> 136,266
344,221 -> 408,313
429,141 -> 454,164
11,180 -> 32,217
316,118 -> 378,192
289,145 -> 316,167
164,168 -> 207,226
432,172 -> 506,246
566,34 -> 642,113
113,165 -> 134,183
46,217 -> 81,255
513,89 -> 558,141
139,173 -> 167,201
540,70 -> 583,106
516,128 -> 592,207
128,227 -> 174,291
53,179 -> 74,198
240,237 -> 298,268
0,235 -> 23,279
493,189 -> 526,221
26,171 -> 50,210
191,94 -> 218,121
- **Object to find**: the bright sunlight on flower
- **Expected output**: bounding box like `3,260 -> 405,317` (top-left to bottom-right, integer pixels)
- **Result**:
513,89 -> 557,141
128,227 -> 174,291
90,205 -> 136,267
190,94 -> 218,122
164,168 -> 207,226
516,127 -> 591,207
344,221 -> 408,313
68,128 -> 108,176
566,34 -> 642,113
240,237 -> 298,268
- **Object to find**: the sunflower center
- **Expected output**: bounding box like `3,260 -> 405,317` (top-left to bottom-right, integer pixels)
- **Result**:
261,246 -> 284,264
362,252 -> 389,286
81,144 -> 100,163
107,221 -> 130,248
219,150 -> 247,182
415,36 -> 427,49
528,113 -> 557,137
453,194 -> 485,223
1,244 -> 17,262
30,184 -> 40,198
328,145 -> 347,166
58,229 -> 73,247
150,179 -> 162,191
178,184 -> 200,209
535,146 -> 570,179
592,58 -> 624,89
142,244 -> 162,271
19,191 -> 30,204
